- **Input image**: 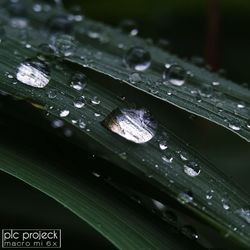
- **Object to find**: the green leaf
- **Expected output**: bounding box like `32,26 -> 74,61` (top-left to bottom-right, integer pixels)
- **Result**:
0,142 -> 198,250
1,3 -> 249,141
0,34 -> 249,249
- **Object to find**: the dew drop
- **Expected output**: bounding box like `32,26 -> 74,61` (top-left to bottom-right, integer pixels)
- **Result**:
177,191 -> 193,204
152,199 -> 166,211
159,140 -> 168,150
102,108 -> 157,144
183,161 -> 200,177
73,96 -> 85,108
181,225 -> 198,240
124,47 -> 151,71
51,119 -> 64,128
162,153 -> 173,163
91,96 -> 100,105
206,190 -> 214,200
129,72 -> 142,84
119,19 -> 138,36
16,58 -> 50,88
212,81 -> 220,86
235,208 -> 250,224
70,73 -> 87,91
221,198 -> 230,210
237,102 -> 245,109
78,119 -> 86,129
228,119 -> 241,131
179,151 -> 188,161
60,109 -> 69,117
38,43 -> 56,55
163,65 -> 186,86
47,89 -> 57,99
50,34 -> 76,57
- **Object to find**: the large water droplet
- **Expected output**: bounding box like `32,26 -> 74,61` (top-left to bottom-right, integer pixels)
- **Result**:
102,108 -> 157,144
119,19 -> 138,36
178,191 -> 193,204
235,208 -> 250,224
16,59 -> 50,88
181,225 -> 198,240
124,47 -> 151,71
183,161 -> 201,177
163,65 -> 186,86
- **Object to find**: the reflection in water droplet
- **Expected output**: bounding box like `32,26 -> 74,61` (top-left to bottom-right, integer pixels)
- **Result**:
70,73 -> 87,91
163,65 -> 186,86
60,109 -> 69,117
235,208 -> 250,224
73,96 -> 85,108
181,225 -> 198,240
206,190 -> 214,200
91,96 -> 100,105
162,152 -> 173,163
221,198 -> 230,210
159,140 -> 168,150
129,72 -> 142,84
183,161 -> 200,177
178,191 -> 193,204
16,59 -> 50,88
119,19 -> 138,36
124,47 -> 151,71
102,108 -> 157,144
228,119 -> 241,131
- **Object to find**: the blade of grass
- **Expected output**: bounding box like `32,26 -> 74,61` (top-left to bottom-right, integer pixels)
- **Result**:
1,1 -> 249,141
0,35 -> 249,248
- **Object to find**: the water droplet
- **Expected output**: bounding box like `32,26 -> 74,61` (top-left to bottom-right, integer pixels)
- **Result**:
124,47 -> 151,71
212,81 -> 220,86
162,152 -> 173,163
68,5 -> 84,22
47,89 -> 57,99
181,225 -> 198,240
179,151 -> 188,161
78,119 -> 86,129
221,198 -> 230,210
70,73 -> 87,91
129,72 -> 142,84
16,58 -> 50,88
163,65 -> 186,86
119,19 -> 138,36
10,17 -> 28,29
237,102 -> 245,109
91,96 -> 100,105
152,199 -> 166,211
51,119 -> 64,128
60,109 -> 69,117
178,191 -> 193,204
102,108 -> 157,144
119,152 -> 127,160
50,34 -> 76,56
159,140 -> 168,150
183,161 -> 201,177
206,190 -> 214,200
228,119 -> 241,131
247,119 -> 250,129
73,96 -> 85,108
235,208 -> 250,224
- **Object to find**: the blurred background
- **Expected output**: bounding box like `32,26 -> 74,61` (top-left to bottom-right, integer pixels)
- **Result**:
1,0 -> 250,249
